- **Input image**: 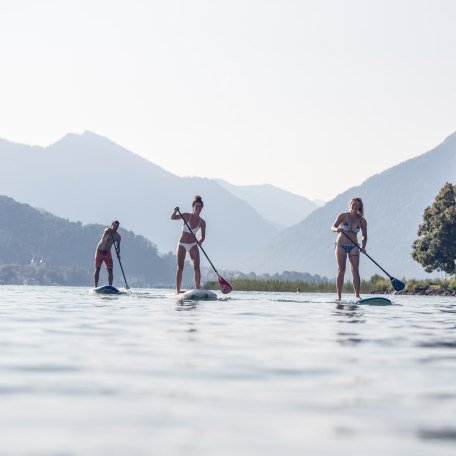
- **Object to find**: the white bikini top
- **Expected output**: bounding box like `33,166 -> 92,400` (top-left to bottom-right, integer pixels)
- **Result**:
182,216 -> 201,234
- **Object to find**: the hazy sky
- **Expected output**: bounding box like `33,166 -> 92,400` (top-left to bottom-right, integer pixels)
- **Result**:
1,0 -> 455,201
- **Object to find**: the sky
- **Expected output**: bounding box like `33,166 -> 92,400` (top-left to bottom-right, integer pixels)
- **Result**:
1,0 -> 455,201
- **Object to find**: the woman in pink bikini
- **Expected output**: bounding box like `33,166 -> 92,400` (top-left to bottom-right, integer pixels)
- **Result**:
171,195 -> 206,293
331,197 -> 367,301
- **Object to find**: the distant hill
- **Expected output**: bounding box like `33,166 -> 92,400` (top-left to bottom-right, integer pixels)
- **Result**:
215,180 -> 317,229
245,131 -> 456,279
0,195 -> 180,287
0,132 -> 278,268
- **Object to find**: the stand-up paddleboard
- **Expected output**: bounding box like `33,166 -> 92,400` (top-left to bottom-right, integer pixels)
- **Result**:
93,285 -> 120,294
175,289 -> 218,301
357,296 -> 392,306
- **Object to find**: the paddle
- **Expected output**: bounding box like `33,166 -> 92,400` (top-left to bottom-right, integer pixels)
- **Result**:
110,231 -> 130,290
176,208 -> 232,294
340,230 -> 405,292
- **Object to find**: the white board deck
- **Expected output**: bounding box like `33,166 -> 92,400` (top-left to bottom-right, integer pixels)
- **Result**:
174,289 -> 218,301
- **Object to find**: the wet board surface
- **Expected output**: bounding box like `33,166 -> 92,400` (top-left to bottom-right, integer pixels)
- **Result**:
93,285 -> 121,294
174,289 -> 218,301
357,296 -> 392,306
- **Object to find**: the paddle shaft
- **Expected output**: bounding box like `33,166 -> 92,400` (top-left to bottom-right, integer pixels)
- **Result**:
110,231 -> 130,289
340,230 -> 393,279
176,208 -> 222,278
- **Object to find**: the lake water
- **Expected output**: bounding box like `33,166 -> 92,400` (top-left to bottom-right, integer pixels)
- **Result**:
1,285 -> 455,455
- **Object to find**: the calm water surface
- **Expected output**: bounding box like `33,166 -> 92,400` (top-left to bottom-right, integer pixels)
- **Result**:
0,285 -> 455,455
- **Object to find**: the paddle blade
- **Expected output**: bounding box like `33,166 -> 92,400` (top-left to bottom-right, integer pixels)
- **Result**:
218,276 -> 232,294
391,277 -> 405,292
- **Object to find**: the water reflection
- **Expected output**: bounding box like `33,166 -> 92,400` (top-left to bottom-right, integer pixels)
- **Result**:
336,331 -> 364,346
332,303 -> 366,324
175,301 -> 199,312
171,301 -> 200,341
333,303 -> 366,345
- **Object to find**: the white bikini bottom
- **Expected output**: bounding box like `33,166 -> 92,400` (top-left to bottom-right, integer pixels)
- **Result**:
178,241 -> 198,252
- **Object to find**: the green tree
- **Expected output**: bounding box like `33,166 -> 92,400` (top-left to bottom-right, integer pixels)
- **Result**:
412,182 -> 456,275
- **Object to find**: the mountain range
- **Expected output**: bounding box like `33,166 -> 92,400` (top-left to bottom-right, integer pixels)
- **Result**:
215,180 -> 317,229
0,132 -> 300,268
245,131 -> 456,279
1,130 -> 454,280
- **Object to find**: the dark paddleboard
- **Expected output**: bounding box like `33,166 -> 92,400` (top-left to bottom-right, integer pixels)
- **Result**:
357,296 -> 392,306
93,285 -> 120,294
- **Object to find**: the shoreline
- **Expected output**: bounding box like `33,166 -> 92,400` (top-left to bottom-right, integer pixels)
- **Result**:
1,280 -> 455,297
204,277 -> 456,297
380,289 -> 456,297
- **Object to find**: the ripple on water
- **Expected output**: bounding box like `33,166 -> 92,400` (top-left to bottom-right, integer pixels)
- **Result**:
0,286 -> 455,455
418,428 -> 456,441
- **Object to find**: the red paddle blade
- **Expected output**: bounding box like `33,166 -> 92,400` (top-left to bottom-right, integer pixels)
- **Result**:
218,276 -> 232,294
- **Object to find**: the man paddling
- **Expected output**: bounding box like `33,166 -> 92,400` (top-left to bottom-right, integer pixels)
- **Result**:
94,220 -> 121,287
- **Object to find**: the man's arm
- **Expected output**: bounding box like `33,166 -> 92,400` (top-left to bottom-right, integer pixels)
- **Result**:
115,233 -> 121,257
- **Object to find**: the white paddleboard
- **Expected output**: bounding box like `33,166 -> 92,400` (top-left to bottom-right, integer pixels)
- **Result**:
174,289 -> 218,301
357,296 -> 392,306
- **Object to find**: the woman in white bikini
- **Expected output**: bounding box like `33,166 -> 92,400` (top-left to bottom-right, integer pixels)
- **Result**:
330,197 -> 367,301
171,195 -> 206,293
